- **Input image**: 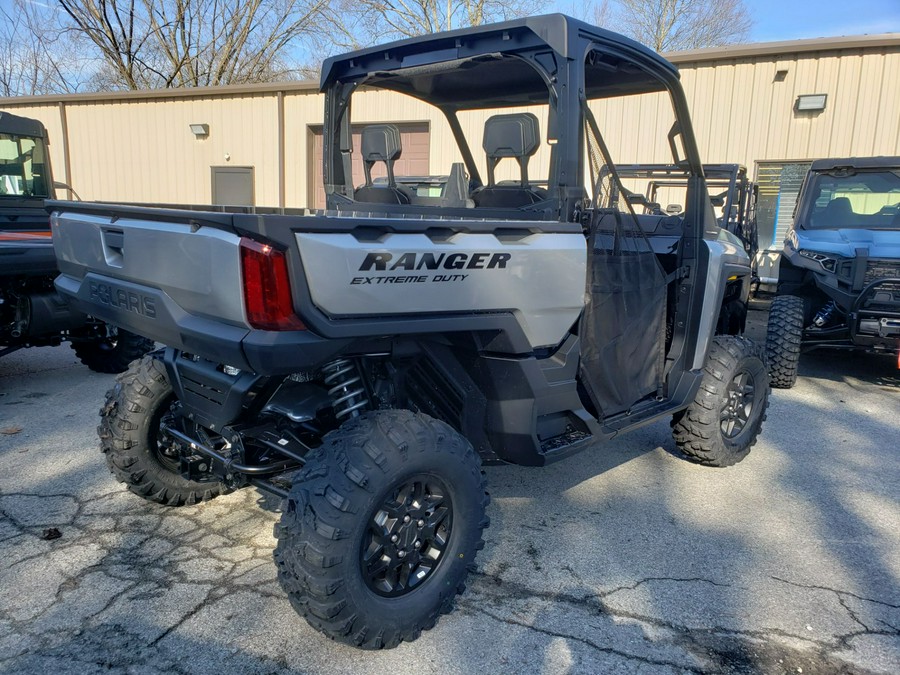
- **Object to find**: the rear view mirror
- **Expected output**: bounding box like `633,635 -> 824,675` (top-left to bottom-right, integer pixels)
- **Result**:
666,204 -> 683,215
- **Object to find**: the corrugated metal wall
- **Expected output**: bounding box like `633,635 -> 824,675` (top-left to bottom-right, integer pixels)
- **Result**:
65,95 -> 281,204
1,37 -> 898,208
680,48 -> 900,167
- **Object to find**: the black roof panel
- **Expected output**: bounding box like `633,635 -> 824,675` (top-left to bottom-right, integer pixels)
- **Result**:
0,111 -> 47,138
810,156 -> 900,171
320,14 -> 679,109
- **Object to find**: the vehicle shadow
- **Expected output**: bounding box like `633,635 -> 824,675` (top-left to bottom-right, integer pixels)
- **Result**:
467,385 -> 899,672
800,349 -> 899,389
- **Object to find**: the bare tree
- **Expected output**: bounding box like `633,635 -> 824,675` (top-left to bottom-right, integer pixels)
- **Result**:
559,0 -> 612,28
0,0 -> 84,96
54,0 -> 342,90
344,0 -> 546,44
601,0 -> 752,52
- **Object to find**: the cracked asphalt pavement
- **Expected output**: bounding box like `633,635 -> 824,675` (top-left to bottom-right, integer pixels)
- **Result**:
1,311 -> 898,674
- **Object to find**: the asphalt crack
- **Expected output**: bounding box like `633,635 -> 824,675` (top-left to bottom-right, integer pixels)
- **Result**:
465,569 -> 887,672
771,575 -> 900,609
468,603 -> 705,672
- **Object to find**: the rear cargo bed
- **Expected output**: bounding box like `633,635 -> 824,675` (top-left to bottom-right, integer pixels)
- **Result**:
49,200 -> 588,372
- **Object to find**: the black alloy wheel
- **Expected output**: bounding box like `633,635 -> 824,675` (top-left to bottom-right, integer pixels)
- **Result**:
672,336 -> 770,467
99,355 -> 227,505
154,402 -> 183,473
720,369 -> 756,440
154,404 -> 228,475
361,475 -> 453,597
274,409 -> 489,649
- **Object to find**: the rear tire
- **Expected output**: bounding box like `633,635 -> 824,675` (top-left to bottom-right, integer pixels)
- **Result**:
274,410 -> 489,649
672,336 -> 769,467
73,326 -> 154,374
765,295 -> 804,389
98,355 -> 227,506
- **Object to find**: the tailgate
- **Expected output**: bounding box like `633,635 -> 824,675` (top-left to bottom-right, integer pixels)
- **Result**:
52,207 -> 252,363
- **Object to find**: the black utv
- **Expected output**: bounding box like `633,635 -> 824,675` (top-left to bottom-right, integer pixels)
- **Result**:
766,157 -> 900,388
0,111 -> 152,371
50,15 -> 769,649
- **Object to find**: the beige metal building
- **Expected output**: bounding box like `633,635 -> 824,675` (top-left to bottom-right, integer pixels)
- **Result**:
2,31 -> 899,276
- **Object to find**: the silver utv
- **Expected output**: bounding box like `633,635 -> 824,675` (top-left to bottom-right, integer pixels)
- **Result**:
50,14 -> 768,649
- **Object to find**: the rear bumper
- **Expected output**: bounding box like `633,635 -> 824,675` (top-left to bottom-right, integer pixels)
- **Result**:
55,272 -> 351,374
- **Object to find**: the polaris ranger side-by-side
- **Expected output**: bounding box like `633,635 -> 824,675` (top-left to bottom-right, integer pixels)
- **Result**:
766,157 -> 900,388
50,15 -> 769,649
0,111 -> 152,371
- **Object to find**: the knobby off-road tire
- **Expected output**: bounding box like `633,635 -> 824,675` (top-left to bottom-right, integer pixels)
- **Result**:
672,336 -> 769,467
765,295 -> 805,389
73,326 -> 154,374
274,410 -> 489,649
98,355 -> 227,506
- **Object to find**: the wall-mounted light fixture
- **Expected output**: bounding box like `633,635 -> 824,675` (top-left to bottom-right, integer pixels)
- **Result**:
795,94 -> 827,112
189,123 -> 210,137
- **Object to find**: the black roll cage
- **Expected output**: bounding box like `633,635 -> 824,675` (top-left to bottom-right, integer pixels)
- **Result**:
319,14 -> 708,226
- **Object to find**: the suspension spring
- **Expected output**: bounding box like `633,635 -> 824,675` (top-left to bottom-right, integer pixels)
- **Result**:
322,358 -> 368,420
813,300 -> 840,327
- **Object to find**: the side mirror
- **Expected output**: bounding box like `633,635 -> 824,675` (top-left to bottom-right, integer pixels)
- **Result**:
53,180 -> 82,201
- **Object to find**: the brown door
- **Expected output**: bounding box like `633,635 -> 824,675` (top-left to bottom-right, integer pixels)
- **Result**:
310,123 -> 429,209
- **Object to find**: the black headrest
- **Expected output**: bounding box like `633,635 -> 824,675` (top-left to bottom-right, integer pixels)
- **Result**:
361,124 -> 402,163
825,196 -> 853,214
483,113 -> 540,159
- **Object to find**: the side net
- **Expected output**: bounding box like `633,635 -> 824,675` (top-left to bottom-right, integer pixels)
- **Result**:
579,101 -> 669,418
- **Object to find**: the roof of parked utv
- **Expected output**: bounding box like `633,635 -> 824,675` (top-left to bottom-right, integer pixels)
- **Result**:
319,13 -> 680,109
810,156 -> 900,171
0,111 -> 47,137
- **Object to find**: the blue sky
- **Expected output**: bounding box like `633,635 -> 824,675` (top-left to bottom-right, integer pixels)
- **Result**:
6,1 -> 900,43
551,0 -> 900,43
743,0 -> 900,41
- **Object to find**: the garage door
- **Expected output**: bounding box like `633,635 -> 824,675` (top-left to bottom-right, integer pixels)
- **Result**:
310,123 -> 430,209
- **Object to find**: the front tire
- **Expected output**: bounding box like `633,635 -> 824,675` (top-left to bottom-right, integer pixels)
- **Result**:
98,355 -> 227,505
672,336 -> 769,467
73,325 -> 154,374
274,410 -> 489,649
765,295 -> 805,389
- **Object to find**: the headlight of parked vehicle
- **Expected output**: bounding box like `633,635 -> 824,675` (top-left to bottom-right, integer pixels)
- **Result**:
798,249 -> 838,272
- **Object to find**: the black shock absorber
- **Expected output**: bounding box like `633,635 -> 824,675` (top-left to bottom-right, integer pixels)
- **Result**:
813,300 -> 840,327
321,358 -> 369,420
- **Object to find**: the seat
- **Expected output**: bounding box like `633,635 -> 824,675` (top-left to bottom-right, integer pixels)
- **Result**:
891,210 -> 900,229
353,124 -> 413,205
812,196 -> 854,227
472,113 -> 545,208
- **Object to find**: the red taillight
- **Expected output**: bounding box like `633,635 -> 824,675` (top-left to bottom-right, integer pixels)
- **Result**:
240,238 -> 306,331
